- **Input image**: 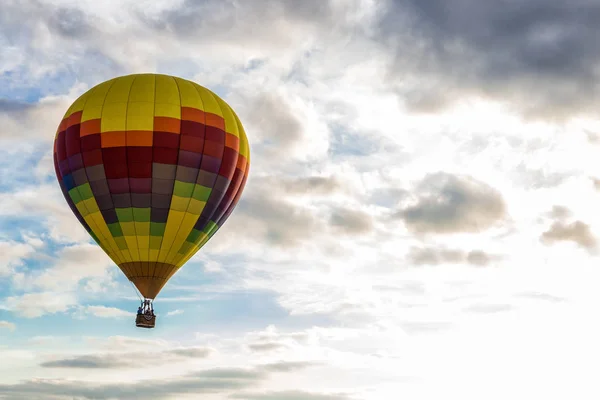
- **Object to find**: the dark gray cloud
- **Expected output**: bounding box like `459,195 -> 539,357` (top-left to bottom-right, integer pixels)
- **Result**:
377,0 -> 600,119
541,220 -> 597,250
330,208 -> 374,235
0,99 -> 33,113
40,346 -> 213,369
1,363 -> 316,400
394,172 -> 506,234
139,0 -> 337,46
230,391 -> 354,400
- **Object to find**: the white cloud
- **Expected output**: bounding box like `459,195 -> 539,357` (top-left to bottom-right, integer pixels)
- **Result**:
0,321 -> 15,331
80,306 -> 132,319
1,292 -> 77,318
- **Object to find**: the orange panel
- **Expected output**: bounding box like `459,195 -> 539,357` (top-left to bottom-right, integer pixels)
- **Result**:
154,116 -> 181,134
101,131 -> 127,148
80,119 -> 102,137
126,130 -> 153,146
205,113 -> 225,130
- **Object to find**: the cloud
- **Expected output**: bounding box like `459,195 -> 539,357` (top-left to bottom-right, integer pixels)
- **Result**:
394,172 -> 506,234
0,238 -> 41,276
547,205 -> 572,220
231,391 -> 354,400
166,309 -> 184,317
0,321 -> 16,331
6,362 -> 317,399
541,220 -> 597,250
329,208 -> 374,235
248,342 -> 288,352
407,246 -> 495,266
465,303 -> 514,314
41,346 -> 213,369
376,0 -> 600,119
1,292 -> 77,318
79,306 -> 132,318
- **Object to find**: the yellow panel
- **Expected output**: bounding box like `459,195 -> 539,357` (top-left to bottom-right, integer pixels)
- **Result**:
76,202 -> 90,217
137,236 -> 150,249
83,214 -> 123,264
174,78 -> 204,109
126,102 -> 154,131
81,79 -> 115,121
233,111 -> 250,159
104,75 -> 136,104
64,91 -> 91,118
170,196 -> 190,212
119,250 -> 133,263
101,102 -> 128,132
84,79 -> 115,108
128,74 -> 155,103
165,212 -> 198,264
149,249 -> 159,262
187,199 -> 206,215
172,254 -> 184,265
154,103 -> 181,119
124,236 -> 140,259
149,236 -> 162,248
192,83 -> 221,115
134,222 -> 150,236
156,75 -> 181,105
82,105 -> 103,122
83,198 -> 100,214
157,210 -> 185,262
213,95 -> 239,136
120,222 -> 136,236
138,249 -> 150,261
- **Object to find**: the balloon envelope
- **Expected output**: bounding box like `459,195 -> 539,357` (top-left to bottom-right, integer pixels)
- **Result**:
53,73 -> 250,299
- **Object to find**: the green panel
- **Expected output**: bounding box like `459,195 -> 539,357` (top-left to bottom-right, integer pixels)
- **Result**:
192,185 -> 211,202
150,222 -> 166,236
116,208 -> 134,222
186,229 -> 201,242
68,188 -> 83,204
114,237 -> 128,250
107,223 -> 123,237
203,220 -> 217,234
173,181 -> 194,198
78,183 -> 94,201
132,207 -> 151,222
179,241 -> 194,254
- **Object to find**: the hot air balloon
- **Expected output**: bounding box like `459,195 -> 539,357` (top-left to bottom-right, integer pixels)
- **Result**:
52,73 -> 250,328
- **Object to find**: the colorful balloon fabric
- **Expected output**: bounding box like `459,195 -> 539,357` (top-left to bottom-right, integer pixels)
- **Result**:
53,74 -> 250,299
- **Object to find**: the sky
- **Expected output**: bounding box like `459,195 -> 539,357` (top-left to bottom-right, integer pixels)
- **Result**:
1,0 -> 600,399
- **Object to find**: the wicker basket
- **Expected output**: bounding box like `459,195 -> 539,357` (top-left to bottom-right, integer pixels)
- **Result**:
136,313 -> 156,328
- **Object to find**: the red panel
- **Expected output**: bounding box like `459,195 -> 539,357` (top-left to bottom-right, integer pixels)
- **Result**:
104,162 -> 129,179
153,147 -> 179,164
127,147 -> 153,163
127,162 -> 152,178
82,149 -> 103,167
153,131 -> 180,148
